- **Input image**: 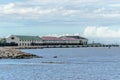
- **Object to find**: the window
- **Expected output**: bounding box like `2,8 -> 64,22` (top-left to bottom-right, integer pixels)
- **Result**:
11,37 -> 15,40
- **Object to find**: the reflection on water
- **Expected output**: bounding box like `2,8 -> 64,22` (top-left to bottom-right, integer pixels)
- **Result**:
0,47 -> 120,80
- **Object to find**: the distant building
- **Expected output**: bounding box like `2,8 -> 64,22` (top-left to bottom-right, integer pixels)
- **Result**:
6,35 -> 42,47
6,35 -> 88,47
60,36 -> 88,45
42,36 -> 63,44
42,36 -> 88,45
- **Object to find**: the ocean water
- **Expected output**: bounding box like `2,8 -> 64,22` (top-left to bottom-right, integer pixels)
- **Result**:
0,47 -> 120,80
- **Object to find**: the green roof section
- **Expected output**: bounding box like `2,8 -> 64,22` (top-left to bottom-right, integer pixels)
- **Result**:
15,35 -> 42,41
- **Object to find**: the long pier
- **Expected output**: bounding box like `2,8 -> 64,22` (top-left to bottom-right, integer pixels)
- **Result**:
2,44 -> 119,49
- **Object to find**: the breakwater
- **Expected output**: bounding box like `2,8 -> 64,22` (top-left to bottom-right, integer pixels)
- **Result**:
0,48 -> 40,59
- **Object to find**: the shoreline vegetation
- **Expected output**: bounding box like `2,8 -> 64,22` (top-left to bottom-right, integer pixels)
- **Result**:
0,48 -> 41,59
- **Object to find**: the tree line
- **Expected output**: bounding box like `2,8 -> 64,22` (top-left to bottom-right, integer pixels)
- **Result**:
0,42 -> 18,46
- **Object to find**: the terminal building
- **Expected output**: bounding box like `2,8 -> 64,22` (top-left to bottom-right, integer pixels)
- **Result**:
6,35 -> 42,47
42,36 -> 88,45
60,36 -> 88,45
6,35 -> 88,47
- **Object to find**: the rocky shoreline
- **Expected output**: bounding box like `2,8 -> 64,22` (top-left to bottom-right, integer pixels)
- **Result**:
0,48 -> 40,59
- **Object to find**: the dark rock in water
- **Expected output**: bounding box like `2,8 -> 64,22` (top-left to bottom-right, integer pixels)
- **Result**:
12,53 -> 40,59
0,48 -> 41,59
53,56 -> 58,58
39,56 -> 43,58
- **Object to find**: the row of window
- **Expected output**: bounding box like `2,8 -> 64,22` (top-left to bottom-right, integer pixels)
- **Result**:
19,43 -> 31,46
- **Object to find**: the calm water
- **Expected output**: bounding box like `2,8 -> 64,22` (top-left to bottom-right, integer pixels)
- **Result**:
0,47 -> 120,80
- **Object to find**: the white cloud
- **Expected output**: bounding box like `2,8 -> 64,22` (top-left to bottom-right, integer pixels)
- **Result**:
0,3 -> 80,19
93,7 -> 105,13
0,3 -> 15,14
0,0 -> 120,20
29,0 -> 99,3
83,26 -> 120,38
29,0 -> 67,3
101,13 -> 120,18
109,4 -> 120,7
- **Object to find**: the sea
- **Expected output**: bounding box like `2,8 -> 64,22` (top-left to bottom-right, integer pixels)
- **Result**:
0,47 -> 120,80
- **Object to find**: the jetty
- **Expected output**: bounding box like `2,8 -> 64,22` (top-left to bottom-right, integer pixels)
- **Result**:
0,48 -> 40,59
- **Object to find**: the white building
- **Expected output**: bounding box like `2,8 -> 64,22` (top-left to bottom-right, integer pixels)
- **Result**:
6,35 -> 42,47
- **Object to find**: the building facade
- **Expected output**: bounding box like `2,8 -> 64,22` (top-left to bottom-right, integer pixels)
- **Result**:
42,36 -> 88,45
6,35 -> 88,47
42,36 -> 63,44
61,36 -> 88,45
6,35 -> 42,47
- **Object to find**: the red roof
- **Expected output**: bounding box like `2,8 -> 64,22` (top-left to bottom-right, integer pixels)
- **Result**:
61,37 -> 79,41
42,36 -> 79,41
42,36 -> 63,40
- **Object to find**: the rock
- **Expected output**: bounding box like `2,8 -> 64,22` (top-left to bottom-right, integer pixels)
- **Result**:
39,56 -> 43,58
0,48 -> 41,59
53,56 -> 58,58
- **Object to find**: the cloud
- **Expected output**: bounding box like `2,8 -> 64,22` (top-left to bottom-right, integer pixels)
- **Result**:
101,13 -> 120,18
0,3 -> 15,14
0,0 -> 120,20
0,3 -> 80,19
29,0 -> 99,3
93,7 -> 105,13
109,4 -> 120,7
83,26 -> 120,38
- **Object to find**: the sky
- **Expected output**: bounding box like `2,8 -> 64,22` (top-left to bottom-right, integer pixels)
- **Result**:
0,0 -> 120,43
